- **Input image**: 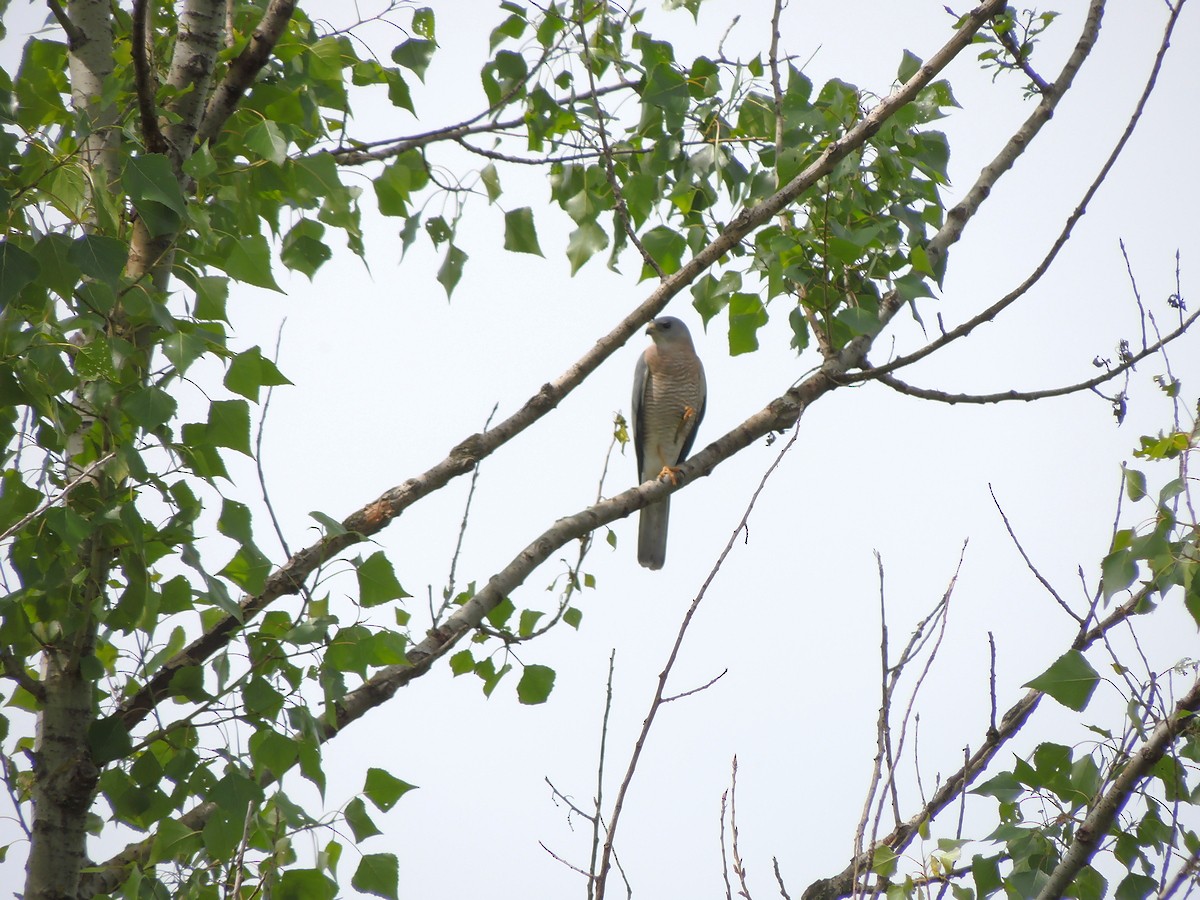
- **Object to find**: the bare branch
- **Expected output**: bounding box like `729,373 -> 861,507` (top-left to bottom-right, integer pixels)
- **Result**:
866,304 -> 1200,403
925,0 -> 1104,272
989,484 -> 1080,622
593,422 -> 804,900
1034,673 -> 1200,900
45,0 -> 83,47
588,651 -> 617,900
333,80 -> 640,165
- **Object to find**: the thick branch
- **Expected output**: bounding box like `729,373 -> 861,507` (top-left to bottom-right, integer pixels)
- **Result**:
110,0 -> 1007,733
130,0 -> 167,154
1035,674 -> 1200,900
926,0 -> 1104,272
195,0 -> 296,147
163,0 -> 227,156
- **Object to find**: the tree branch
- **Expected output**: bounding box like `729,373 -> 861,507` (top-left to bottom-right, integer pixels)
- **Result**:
130,0 -> 167,154
867,304 -> 1200,403
870,0 -> 1184,380
799,576 -> 1166,900
108,0 -> 1007,734
330,80 -> 640,165
925,0 -> 1104,273
1034,673 -> 1200,900
195,0 -> 296,147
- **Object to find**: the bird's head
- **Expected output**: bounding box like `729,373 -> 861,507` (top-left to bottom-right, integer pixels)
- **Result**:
646,316 -> 695,347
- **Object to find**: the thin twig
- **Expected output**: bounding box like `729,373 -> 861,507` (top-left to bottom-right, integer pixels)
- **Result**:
595,423 -> 804,900
574,7 -> 664,278
731,756 -> 752,899
588,651 -> 617,900
439,403 -> 499,623
989,485 -> 1080,622
870,304 -> 1200,405
0,452 -> 116,543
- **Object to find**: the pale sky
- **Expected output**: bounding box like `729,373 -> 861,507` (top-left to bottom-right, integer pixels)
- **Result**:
1,1 -> 1198,896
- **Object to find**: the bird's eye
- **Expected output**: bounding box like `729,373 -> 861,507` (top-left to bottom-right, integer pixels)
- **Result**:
660,320 -> 672,329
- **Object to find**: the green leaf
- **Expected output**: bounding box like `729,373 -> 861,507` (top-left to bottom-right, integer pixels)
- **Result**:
871,844 -> 898,878
281,218 -> 332,279
1114,873 -> 1156,900
0,241 -> 40,308
249,727 -> 297,777
392,38 -> 436,81
245,119 -> 288,166
1073,866 -> 1108,900
125,385 -> 177,430
1101,546 -> 1137,602
566,221 -> 608,274
412,7 -> 435,39
728,292 -> 768,355
68,235 -> 127,286
437,244 -> 468,298
480,163 -> 502,203
503,207 -> 543,256
374,150 -> 429,217
222,233 -> 282,291
353,853 -> 399,900
87,715 -> 134,766
639,226 -> 687,279
0,470 -> 41,532
355,551 -> 411,608
897,49 -> 923,82
224,345 -> 292,403
309,510 -> 348,537
206,399 -> 252,456
1123,466 -> 1147,502
363,767 -> 417,812
278,869 -> 337,900
123,153 -> 187,237
449,649 -> 474,676
971,854 -> 1003,897
517,664 -> 555,705
563,607 -> 582,629
344,796 -> 382,842
1024,650 -> 1100,712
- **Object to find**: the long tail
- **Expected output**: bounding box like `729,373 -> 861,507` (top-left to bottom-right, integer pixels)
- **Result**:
637,497 -> 670,570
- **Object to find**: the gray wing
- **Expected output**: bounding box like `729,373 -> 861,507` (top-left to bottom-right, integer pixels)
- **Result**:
675,362 -> 707,464
631,350 -> 649,479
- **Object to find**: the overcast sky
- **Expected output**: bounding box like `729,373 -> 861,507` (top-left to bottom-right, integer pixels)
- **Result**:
2,1 -> 1198,896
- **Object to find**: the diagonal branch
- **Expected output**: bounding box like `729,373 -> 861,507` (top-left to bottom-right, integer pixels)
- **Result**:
109,0 -> 1008,734
130,0 -> 167,154
195,0 -> 296,147
799,575 -> 1166,900
1034,673 -> 1200,900
867,0 -> 1184,381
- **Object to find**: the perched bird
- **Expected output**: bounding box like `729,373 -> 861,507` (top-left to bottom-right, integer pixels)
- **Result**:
631,316 -> 707,570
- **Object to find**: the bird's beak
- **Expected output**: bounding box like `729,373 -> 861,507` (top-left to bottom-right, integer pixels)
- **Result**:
645,322 -> 656,336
